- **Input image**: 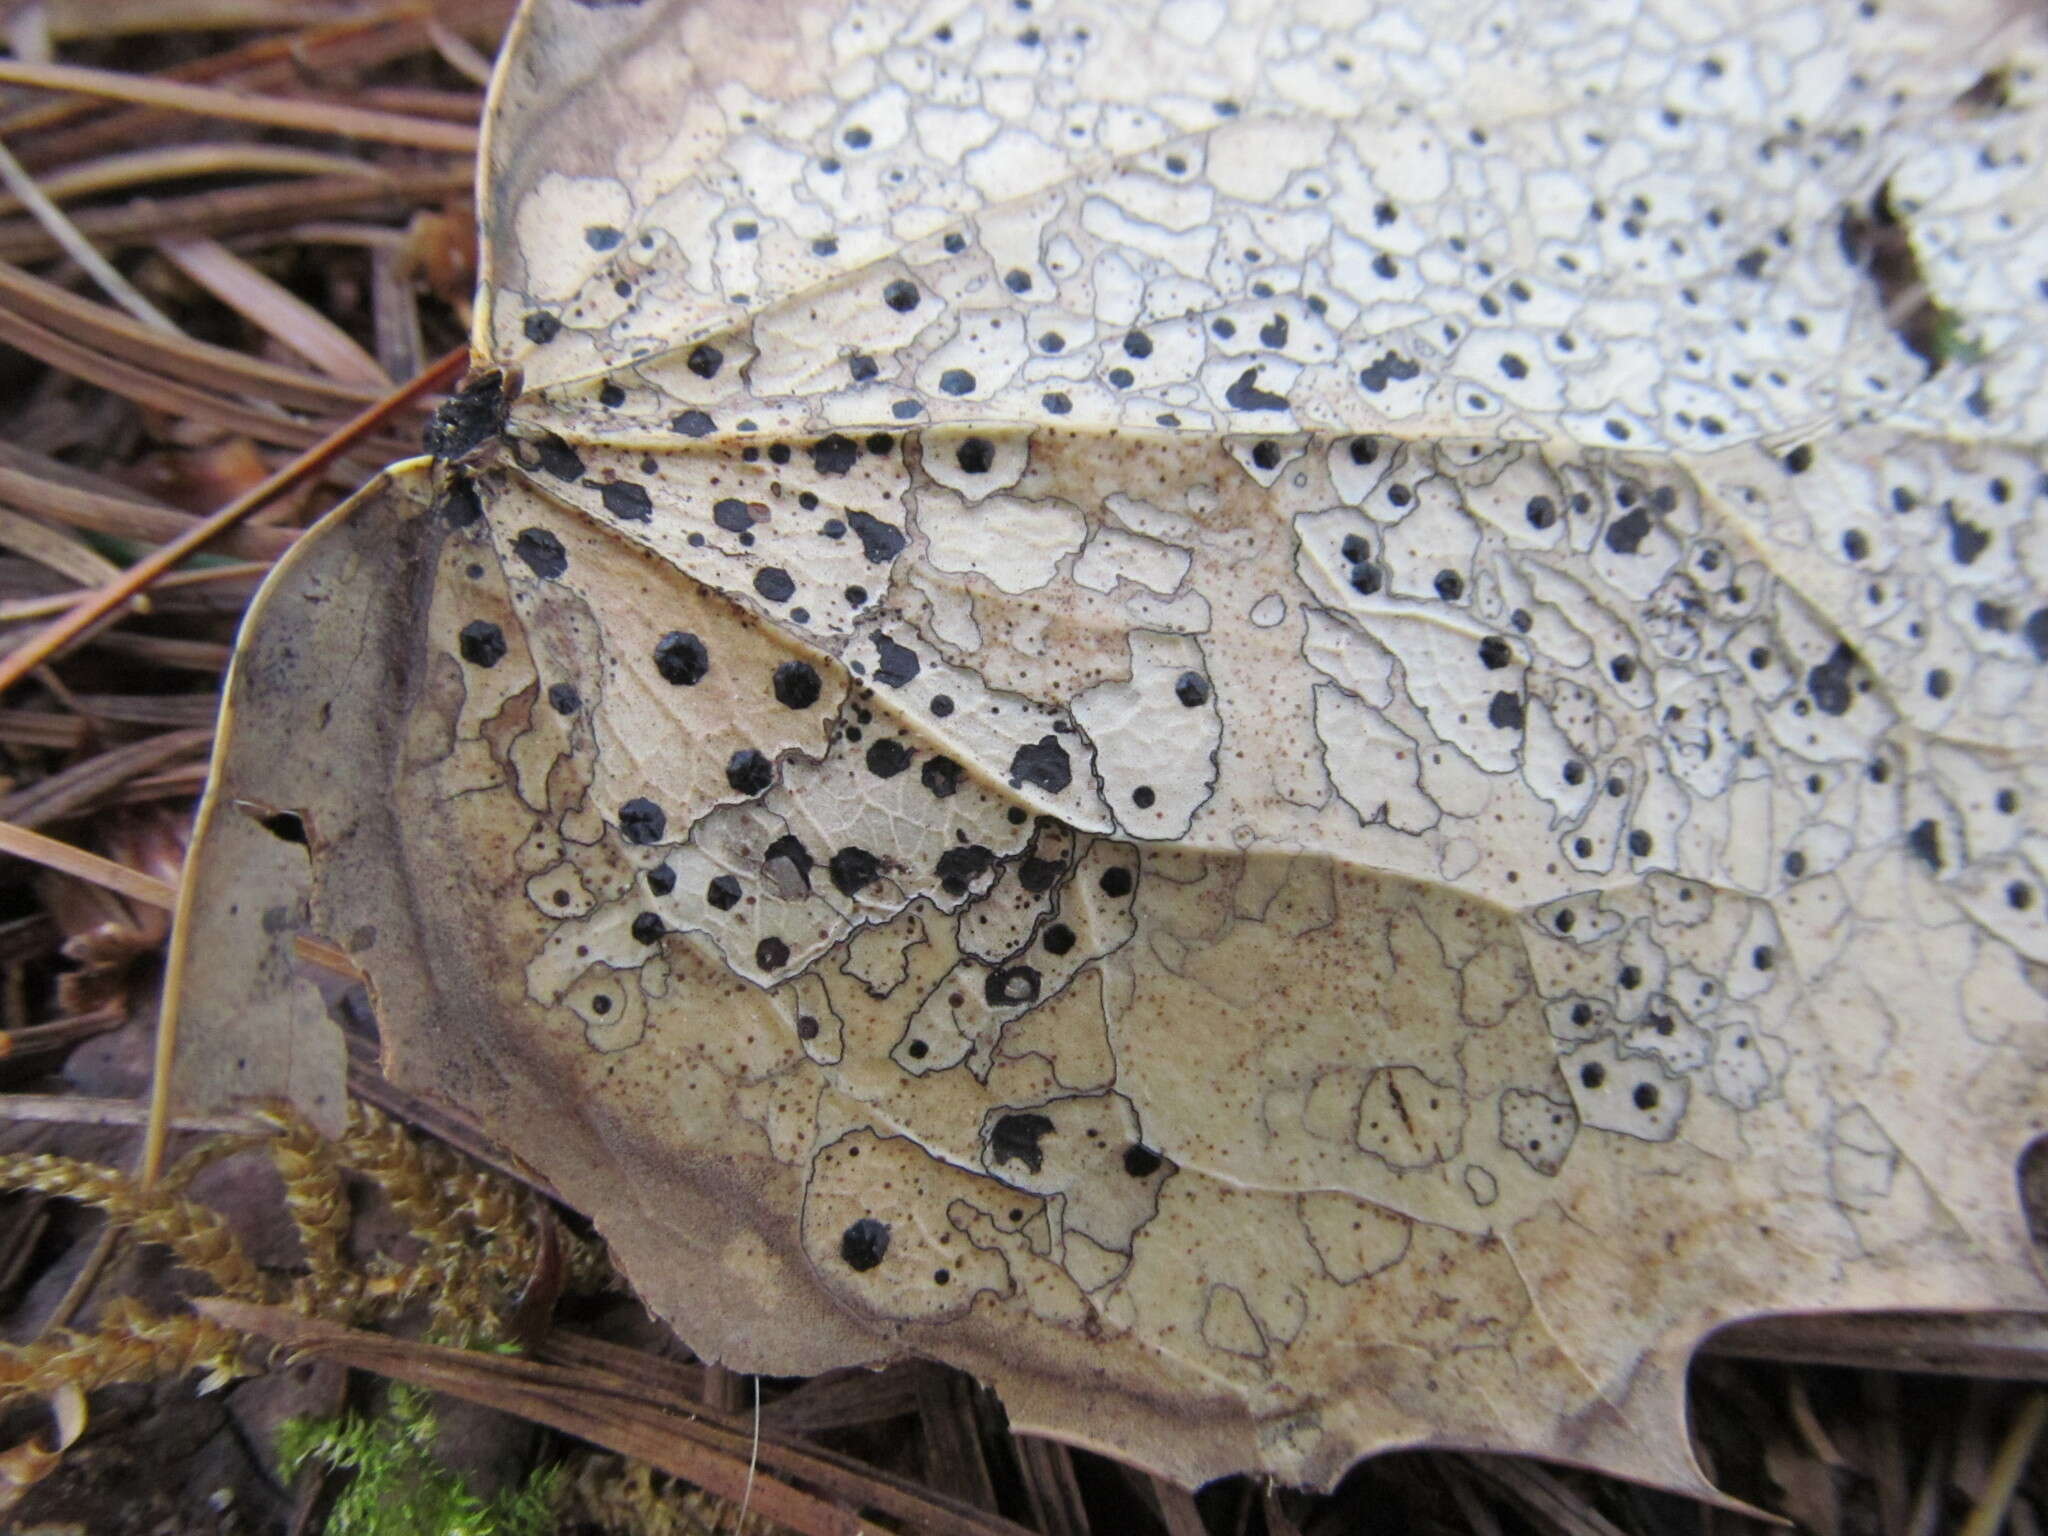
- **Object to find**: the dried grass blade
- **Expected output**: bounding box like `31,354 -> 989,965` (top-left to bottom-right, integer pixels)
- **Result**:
0,1093 -> 272,1136
1958,1392 -> 2047,1536
0,167 -> 473,263
0,302 -> 334,448
71,634 -> 235,674
0,507 -> 124,591
0,59 -> 481,154
0,258 -> 383,413
0,817 -> 177,910
0,460 -> 297,563
0,564 -> 270,625
156,234 -> 392,389
0,344 -> 465,698
0,728 -> 214,830
0,143 -> 388,217
1708,1313 -> 2048,1383
0,135 -> 179,334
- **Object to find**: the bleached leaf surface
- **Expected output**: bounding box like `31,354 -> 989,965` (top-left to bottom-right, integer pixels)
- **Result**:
172,0 -> 2048,1495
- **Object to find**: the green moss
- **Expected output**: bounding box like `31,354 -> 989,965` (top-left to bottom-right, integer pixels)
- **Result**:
276,1385 -> 559,1536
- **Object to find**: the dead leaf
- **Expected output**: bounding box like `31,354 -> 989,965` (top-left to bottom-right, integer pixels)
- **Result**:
169,0 -> 2048,1500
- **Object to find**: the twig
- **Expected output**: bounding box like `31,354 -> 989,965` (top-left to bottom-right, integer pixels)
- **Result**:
0,343 -> 465,697
0,135 -> 179,335
0,59 -> 480,154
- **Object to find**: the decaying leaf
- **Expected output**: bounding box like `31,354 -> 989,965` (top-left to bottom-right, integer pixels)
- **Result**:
168,0 -> 2048,1498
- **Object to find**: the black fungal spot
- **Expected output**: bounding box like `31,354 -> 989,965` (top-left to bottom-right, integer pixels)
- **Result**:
848,353 -> 878,382
687,343 -> 724,379
956,437 -> 994,474
1488,691 -> 1525,730
1579,1062 -> 1606,1089
457,620 -> 505,668
1610,655 -> 1637,685
1806,642 -> 1858,716
1357,351 -> 1419,393
988,1112 -> 1056,1173
810,434 -> 859,475
1605,506 -> 1653,554
1004,268 -> 1033,293
713,498 -> 752,534
598,381 -> 626,408
673,409 -> 715,438
865,739 -> 912,778
930,693 -> 953,716
1132,785 -> 1155,809
1123,1145 -> 1163,1178
1906,818 -> 1943,870
1632,1082 -> 1660,1111
600,481 -> 652,521
631,912 -> 666,945
754,567 -> 796,603
513,527 -> 567,579
1434,569 -> 1465,601
1099,866 -> 1134,898
653,632 -> 710,686
618,798 -> 666,846
943,232 -> 966,254
1174,671 -> 1210,707
773,661 -> 823,709
1042,923 -> 1077,957
1225,367 -> 1288,411
1629,829 -> 1652,857
983,966 -> 1040,1015
883,279 -> 921,312
726,748 -> 774,796
585,225 -> 622,251
1008,736 -> 1072,794
437,476 -> 485,529
1042,391 -> 1071,415
522,311 -> 561,344
829,846 -> 882,897
647,864 -> 676,897
548,683 -> 580,715
848,511 -> 907,563
935,845 -> 995,895
1947,508 -> 1991,565
839,1216 -> 890,1272
939,368 -> 976,395
1251,441 -> 1281,470
706,874 -> 741,910
1478,637 -> 1512,670
1524,495 -> 1557,530
1783,443 -> 1814,474
873,634 -> 920,688
1734,248 -> 1769,279
1499,352 -> 1529,380
1122,331 -> 1153,359
533,432 -> 584,480
921,755 -> 963,798
1555,908 -> 1576,933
